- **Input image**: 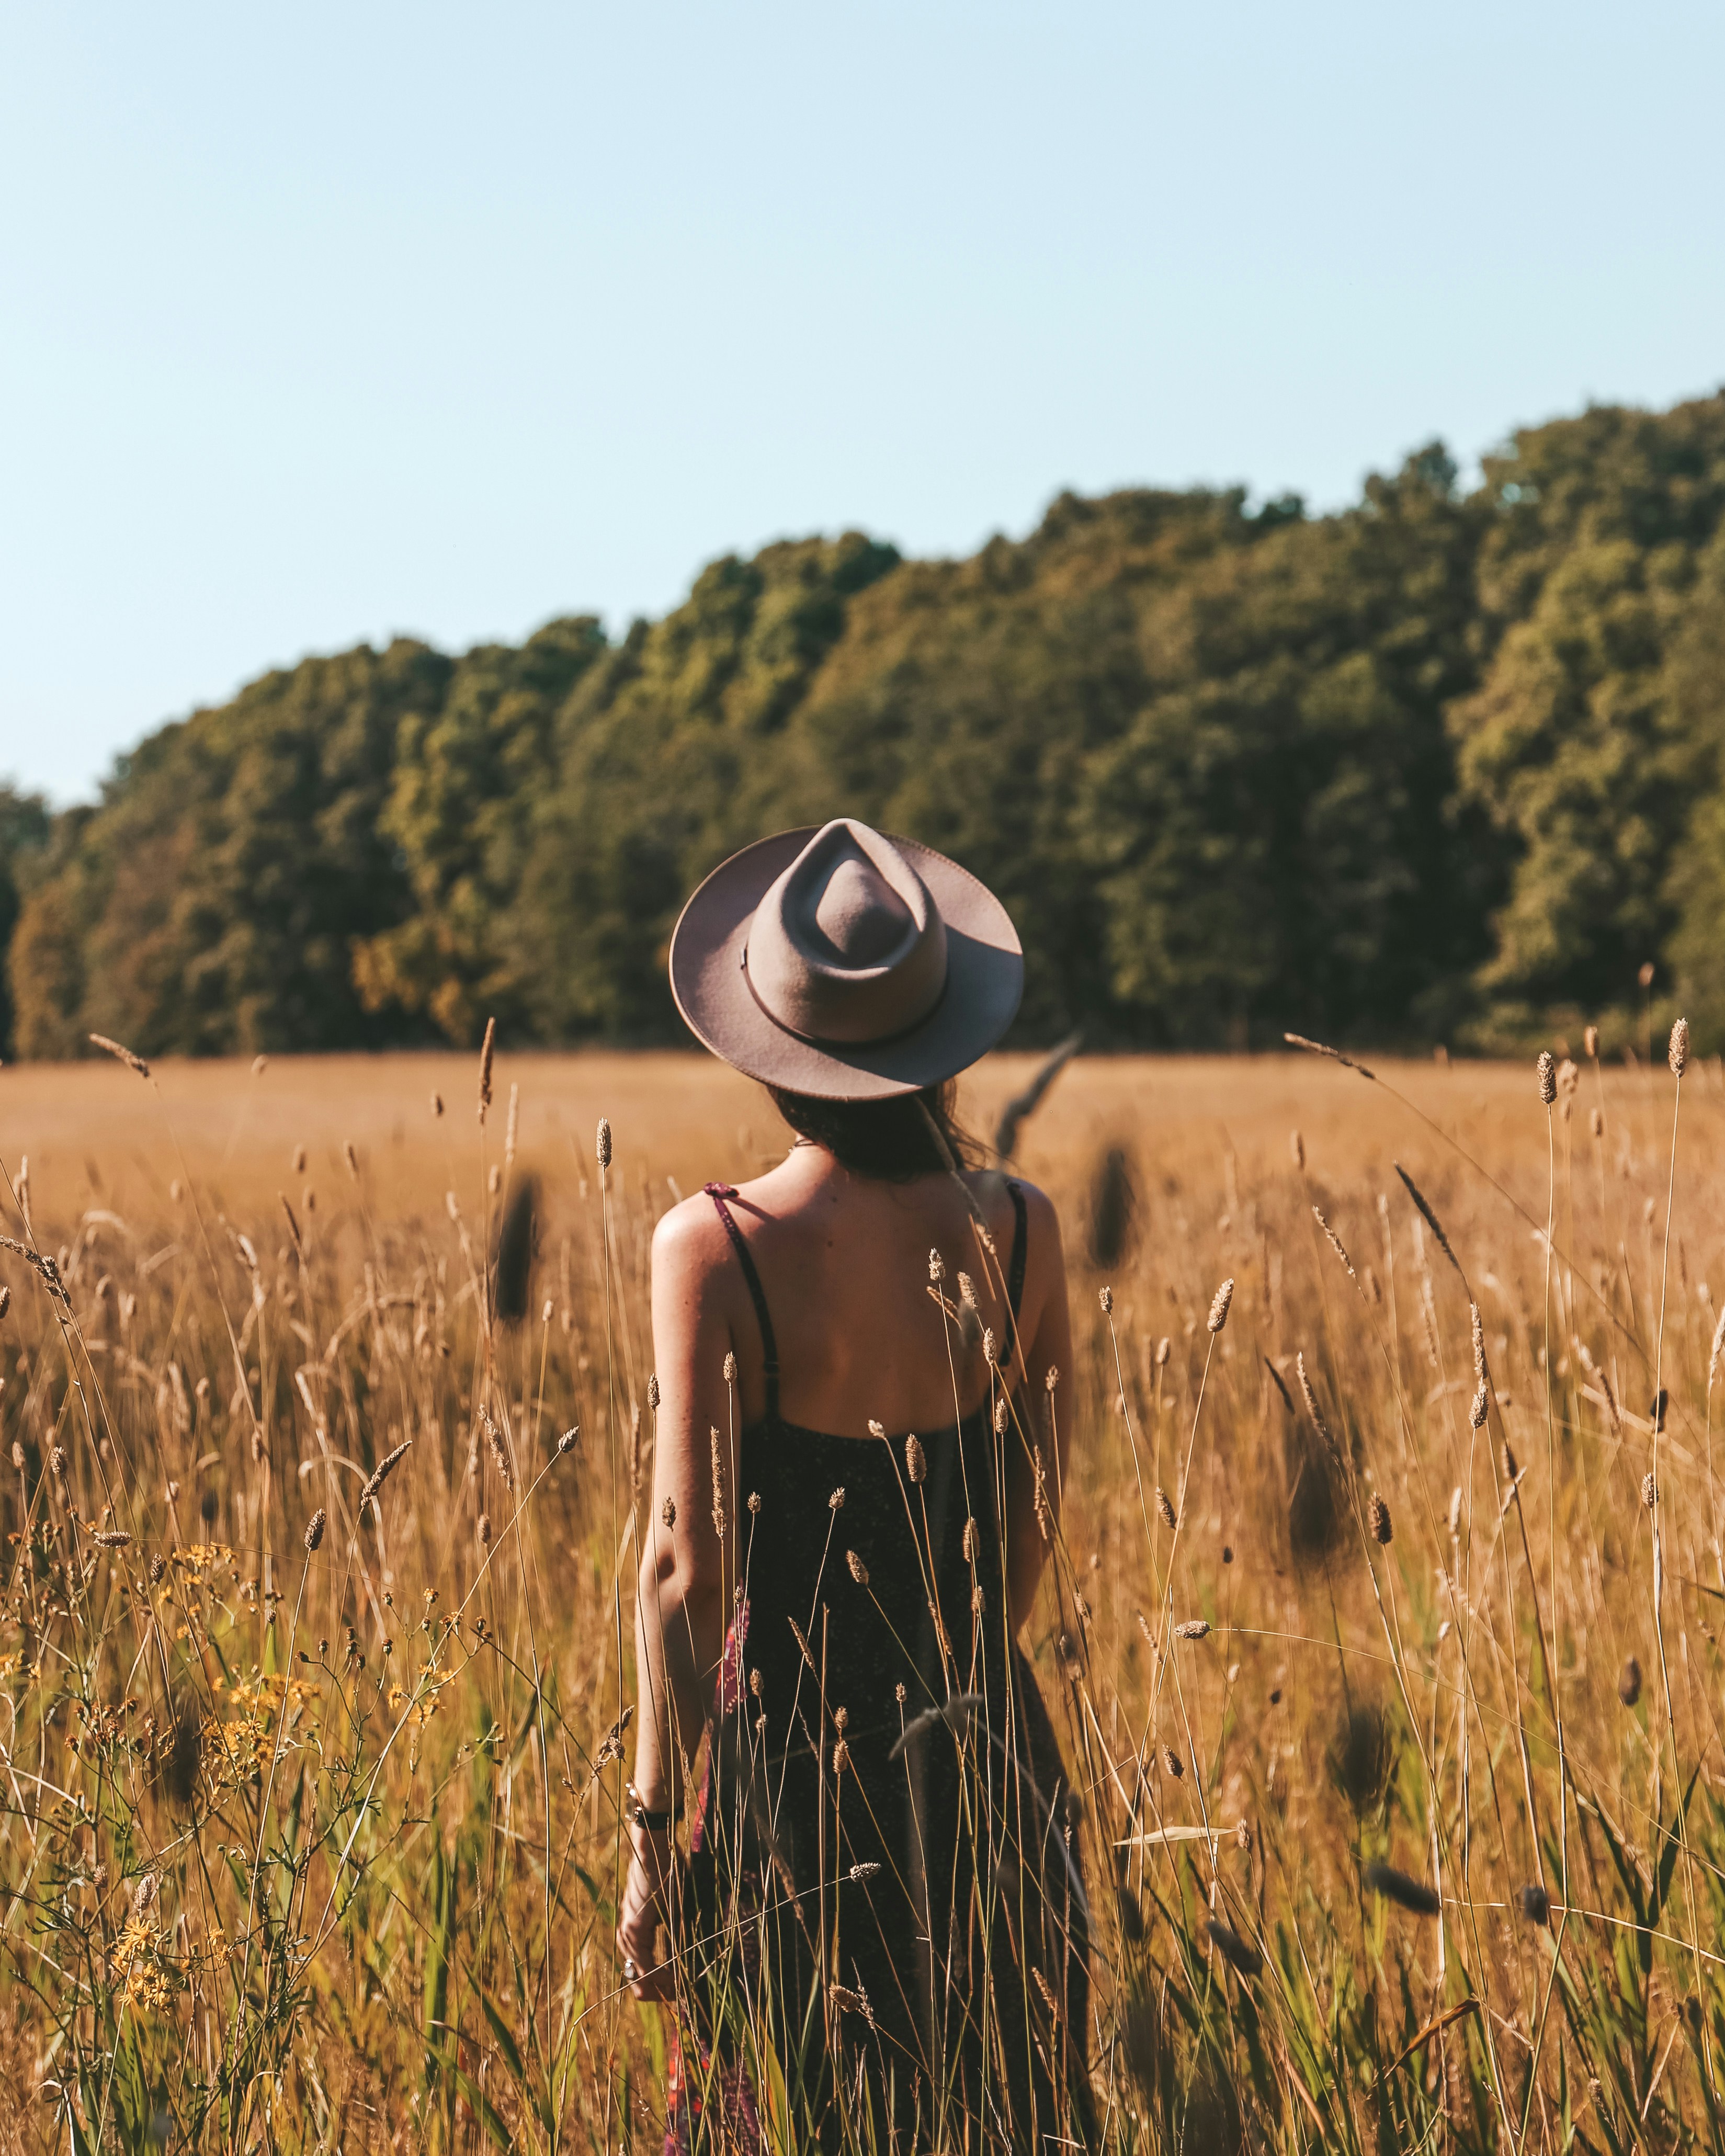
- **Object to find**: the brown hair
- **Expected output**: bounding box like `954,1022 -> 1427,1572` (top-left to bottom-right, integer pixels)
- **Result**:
767,1082 -> 979,1182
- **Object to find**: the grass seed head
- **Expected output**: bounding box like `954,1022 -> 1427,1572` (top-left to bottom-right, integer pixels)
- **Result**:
1367,1493 -> 1392,1544
1161,1745 -> 1183,1779
905,1433 -> 927,1485
361,1440 -> 413,1513
1205,1914 -> 1262,1979
1469,1382 -> 1490,1430
662,1497 -> 677,1530
1174,1619 -> 1210,1640
1313,1206 -> 1356,1279
483,1416 -> 514,1491
1671,1017 -> 1690,1077
846,1549 -> 868,1585
1098,1284 -> 1113,1314
477,1512 -> 491,1548
1156,1486 -> 1176,1530
477,1017 -> 496,1122
1642,1471 -> 1656,1510
1296,1353 -> 1331,1446
1364,1861 -> 1440,1916
596,1118 -> 612,1172
88,1032 -> 150,1080
1584,1023 -> 1600,1058
303,1508 -> 326,1553
1619,1655 -> 1642,1706
1537,1050 -> 1556,1105
1208,1278 -> 1235,1333
709,1428 -> 728,1538
1330,1703 -> 1393,1811
1393,1162 -> 1462,1279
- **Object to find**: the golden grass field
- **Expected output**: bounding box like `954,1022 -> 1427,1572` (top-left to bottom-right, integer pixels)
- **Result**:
5,1040 -> 1725,2152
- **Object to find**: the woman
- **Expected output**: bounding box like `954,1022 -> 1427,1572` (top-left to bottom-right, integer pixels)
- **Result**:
617,819 -> 1091,2151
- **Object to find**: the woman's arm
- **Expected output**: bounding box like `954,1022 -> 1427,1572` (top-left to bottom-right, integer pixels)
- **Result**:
617,1200 -> 738,1996
1002,1183 -> 1074,1635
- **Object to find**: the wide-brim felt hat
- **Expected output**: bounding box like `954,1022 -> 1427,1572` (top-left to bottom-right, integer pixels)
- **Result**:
669,819 -> 1023,1099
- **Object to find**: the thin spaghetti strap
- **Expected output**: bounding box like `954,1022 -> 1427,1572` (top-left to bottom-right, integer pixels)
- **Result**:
1000,1179 -> 1029,1368
703,1183 -> 781,1423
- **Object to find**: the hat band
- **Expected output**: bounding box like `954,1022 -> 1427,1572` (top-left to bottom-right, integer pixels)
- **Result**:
741,939 -> 950,1053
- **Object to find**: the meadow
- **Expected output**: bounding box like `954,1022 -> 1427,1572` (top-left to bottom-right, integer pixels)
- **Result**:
3,1036 -> 1724,2152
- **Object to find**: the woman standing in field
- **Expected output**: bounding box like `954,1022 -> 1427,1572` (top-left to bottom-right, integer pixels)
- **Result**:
615,819 -> 1092,2152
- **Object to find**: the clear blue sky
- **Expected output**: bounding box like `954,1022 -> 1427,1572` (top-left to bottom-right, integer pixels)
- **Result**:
4,2 -> 1722,804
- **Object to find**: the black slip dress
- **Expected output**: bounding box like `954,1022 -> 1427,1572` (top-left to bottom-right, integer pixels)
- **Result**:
668,1180 -> 1094,2154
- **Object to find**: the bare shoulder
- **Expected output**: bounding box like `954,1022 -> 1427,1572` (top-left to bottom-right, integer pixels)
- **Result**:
1012,1179 -> 1065,1280
650,1191 -> 731,1279
1006,1175 -> 1060,1231
965,1168 -> 1062,1240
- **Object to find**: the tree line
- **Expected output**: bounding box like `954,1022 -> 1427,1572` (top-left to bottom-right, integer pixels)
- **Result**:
6,389 -> 1725,1063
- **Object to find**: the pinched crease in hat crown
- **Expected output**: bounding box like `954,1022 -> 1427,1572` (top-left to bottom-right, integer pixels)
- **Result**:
742,820 -> 949,1046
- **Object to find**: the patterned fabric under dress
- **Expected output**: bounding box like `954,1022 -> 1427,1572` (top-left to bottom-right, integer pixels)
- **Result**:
662,1181 -> 1093,2154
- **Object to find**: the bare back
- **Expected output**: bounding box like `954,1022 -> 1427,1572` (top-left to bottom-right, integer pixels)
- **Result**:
655,1149 -> 1066,1423
649,1140 -> 1073,1633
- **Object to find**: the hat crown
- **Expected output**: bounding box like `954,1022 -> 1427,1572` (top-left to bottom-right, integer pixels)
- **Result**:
811,856 -> 913,967
745,820 -> 948,1047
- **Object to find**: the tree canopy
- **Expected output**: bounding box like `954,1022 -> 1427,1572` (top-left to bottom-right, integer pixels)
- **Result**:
12,388 -> 1725,1061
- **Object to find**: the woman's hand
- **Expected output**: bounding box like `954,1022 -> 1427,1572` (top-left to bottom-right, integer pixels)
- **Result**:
616,1825 -> 676,2001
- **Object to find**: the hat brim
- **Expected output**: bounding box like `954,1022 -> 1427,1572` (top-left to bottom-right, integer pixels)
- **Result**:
669,827 -> 1024,1100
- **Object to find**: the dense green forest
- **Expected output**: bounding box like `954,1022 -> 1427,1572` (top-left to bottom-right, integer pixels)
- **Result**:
7,388 -> 1725,1062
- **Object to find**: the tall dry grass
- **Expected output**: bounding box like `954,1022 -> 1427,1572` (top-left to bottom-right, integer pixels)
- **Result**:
4,1039 -> 1725,2150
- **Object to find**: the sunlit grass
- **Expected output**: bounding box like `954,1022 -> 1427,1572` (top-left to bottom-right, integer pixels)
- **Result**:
4,1039 -> 1725,2150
